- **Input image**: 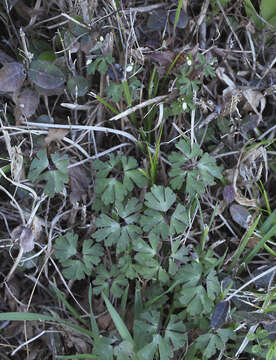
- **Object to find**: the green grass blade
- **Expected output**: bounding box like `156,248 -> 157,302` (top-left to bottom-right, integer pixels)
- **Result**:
88,284 -> 99,338
122,80 -> 137,126
121,283 -> 129,320
51,285 -> 88,328
228,214 -> 261,272
95,94 -> 119,114
101,292 -> 134,345
173,0 -> 184,31
145,279 -> 182,308
260,209 -> 276,234
0,312 -> 94,338
242,224 -> 276,267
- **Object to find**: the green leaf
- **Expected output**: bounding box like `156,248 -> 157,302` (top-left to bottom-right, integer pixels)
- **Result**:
93,336 -> 114,360
87,55 -> 114,75
29,60 -> 65,89
93,265 -> 128,298
159,335 -> 173,360
169,203 -> 189,235
54,232 -> 78,261
114,340 -> 135,360
168,139 -> 222,196
102,291 -> 134,344
164,315 -> 187,350
62,259 -> 89,281
93,198 -> 142,253
134,310 -> 160,351
105,82 -> 124,102
186,171 -> 205,196
29,151 -> 69,197
95,177 -> 126,206
28,149 -> 49,181
195,329 -> 236,359
93,213 -> 121,246
67,75 -> 89,97
206,269 -> 221,300
39,166 -> 69,197
261,0 -> 276,26
179,285 -> 213,316
144,185 -> 176,212
121,156 -> 148,190
198,153 -> 222,182
0,312 -> 93,338
82,240 -> 104,269
134,237 -> 159,279
118,255 -> 137,279
175,262 -> 202,287
54,233 -> 104,281
140,208 -> 169,240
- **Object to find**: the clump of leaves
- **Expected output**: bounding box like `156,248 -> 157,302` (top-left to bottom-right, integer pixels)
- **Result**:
28,149 -> 69,197
168,138 -> 223,195
93,154 -> 148,208
54,232 -> 104,281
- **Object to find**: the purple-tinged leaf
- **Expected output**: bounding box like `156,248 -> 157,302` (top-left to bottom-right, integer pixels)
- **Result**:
230,204 -> 251,229
210,301 -> 230,329
223,185 -> 235,204
0,62 -> 26,92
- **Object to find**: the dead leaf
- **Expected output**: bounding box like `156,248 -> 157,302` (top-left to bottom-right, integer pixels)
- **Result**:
230,204 -> 252,229
0,62 -> 26,92
243,88 -> 266,113
44,128 -> 69,146
97,312 -> 113,331
11,225 -> 35,253
16,88 -> 40,118
146,51 -> 175,76
69,165 -> 90,204
10,145 -> 24,182
235,190 -> 258,208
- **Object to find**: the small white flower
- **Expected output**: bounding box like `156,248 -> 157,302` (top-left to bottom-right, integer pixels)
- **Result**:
182,102 -> 187,111
86,59 -> 92,65
126,64 -> 133,72
187,58 -> 192,66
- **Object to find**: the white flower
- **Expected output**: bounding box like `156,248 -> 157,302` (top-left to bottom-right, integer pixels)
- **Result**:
182,102 -> 188,111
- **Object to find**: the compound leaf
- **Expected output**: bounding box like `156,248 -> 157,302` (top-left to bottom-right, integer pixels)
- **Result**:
121,156 -> 148,191
164,315 -> 187,350
54,232 -> 78,261
28,149 -> 49,181
62,259 -> 89,281
198,153 -> 222,182
169,203 -> 189,235
140,209 -> 169,240
144,185 -> 176,212
82,239 -> 104,269
206,269 -> 221,300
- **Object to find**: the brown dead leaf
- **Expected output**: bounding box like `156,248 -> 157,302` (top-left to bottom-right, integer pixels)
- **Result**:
44,128 -> 69,146
242,88 -> 266,124
16,88 -> 40,118
10,145 -> 24,182
11,225 -> 35,253
97,312 -> 113,331
69,165 -> 90,204
146,51 -> 175,76
235,190 -> 258,208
